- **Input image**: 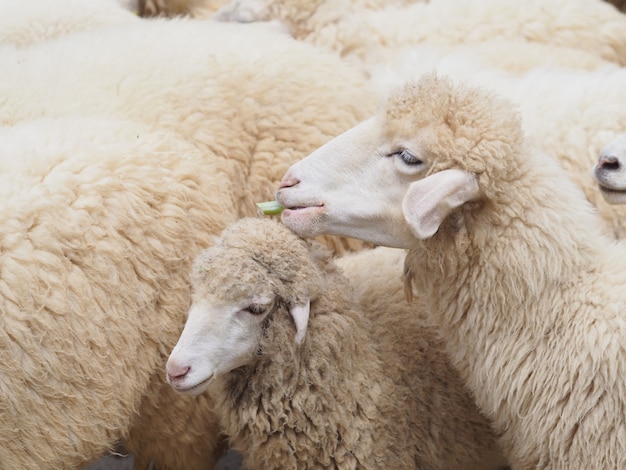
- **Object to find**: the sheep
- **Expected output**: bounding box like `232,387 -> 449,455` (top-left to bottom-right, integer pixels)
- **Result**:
0,17 -> 377,469
0,0 -> 139,48
166,216 -> 508,470
593,132 -> 626,204
0,18 -> 375,251
211,0 -> 626,69
275,72 -> 626,468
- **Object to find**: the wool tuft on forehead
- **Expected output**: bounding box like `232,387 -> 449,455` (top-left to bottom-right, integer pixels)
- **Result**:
382,72 -> 526,178
191,217 -> 333,300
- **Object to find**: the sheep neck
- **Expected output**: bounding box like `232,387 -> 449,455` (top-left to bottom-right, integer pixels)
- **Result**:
404,163 -> 621,467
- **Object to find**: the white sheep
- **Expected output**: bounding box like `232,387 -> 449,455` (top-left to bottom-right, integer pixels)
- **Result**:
0,18 -> 376,248
0,16 -> 377,469
166,216 -> 508,470
0,0 -> 139,48
275,72 -> 626,468
211,0 -> 626,70
593,132 -> 626,204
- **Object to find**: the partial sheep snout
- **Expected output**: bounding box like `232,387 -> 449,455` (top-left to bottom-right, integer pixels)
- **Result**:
166,361 -> 191,384
597,155 -> 621,171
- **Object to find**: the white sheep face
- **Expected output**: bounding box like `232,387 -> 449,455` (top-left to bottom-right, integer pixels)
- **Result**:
166,294 -> 275,395
276,117 -> 430,248
593,133 -> 626,205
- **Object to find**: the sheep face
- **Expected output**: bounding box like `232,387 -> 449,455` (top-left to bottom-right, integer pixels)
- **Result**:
166,218 -> 320,395
593,133 -> 626,204
166,290 -> 279,396
277,73 -> 523,246
277,116 -> 425,248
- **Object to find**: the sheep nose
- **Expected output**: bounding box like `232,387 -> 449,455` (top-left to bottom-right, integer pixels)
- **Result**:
597,155 -> 620,171
166,362 -> 190,383
278,174 -> 300,189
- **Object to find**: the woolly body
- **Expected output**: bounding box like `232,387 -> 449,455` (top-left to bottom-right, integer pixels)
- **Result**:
0,0 -> 139,47
0,117 -> 228,469
0,18 -> 375,246
212,0 -> 626,72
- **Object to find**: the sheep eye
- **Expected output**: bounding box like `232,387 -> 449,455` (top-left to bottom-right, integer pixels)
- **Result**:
391,149 -> 423,166
244,304 -> 268,316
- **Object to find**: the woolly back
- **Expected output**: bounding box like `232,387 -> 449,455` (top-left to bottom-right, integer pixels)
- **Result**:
0,118 -> 230,468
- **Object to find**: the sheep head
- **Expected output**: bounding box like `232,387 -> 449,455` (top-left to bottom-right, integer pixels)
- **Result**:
593,132 -> 626,205
166,217 -> 328,395
277,72 -> 525,247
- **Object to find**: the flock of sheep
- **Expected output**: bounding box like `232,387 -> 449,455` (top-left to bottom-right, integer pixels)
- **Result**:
2,0 -> 626,469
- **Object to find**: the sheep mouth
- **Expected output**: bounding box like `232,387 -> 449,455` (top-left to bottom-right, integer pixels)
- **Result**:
597,184 -> 626,205
598,184 -> 626,194
282,204 -> 325,215
175,373 -> 215,395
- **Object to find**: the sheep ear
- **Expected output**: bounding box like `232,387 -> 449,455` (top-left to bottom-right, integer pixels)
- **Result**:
290,300 -> 310,345
401,169 -> 480,239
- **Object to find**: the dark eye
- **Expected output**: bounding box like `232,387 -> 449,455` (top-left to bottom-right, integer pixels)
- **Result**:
391,149 -> 423,166
244,304 -> 268,315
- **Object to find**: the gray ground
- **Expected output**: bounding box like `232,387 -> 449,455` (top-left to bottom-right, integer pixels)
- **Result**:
84,449 -> 243,470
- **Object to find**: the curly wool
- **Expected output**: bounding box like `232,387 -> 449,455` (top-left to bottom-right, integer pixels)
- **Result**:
0,118 -> 229,469
0,18 -> 376,230
0,0 -> 139,48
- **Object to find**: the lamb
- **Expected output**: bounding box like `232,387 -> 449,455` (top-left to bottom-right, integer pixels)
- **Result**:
0,0 -> 139,48
211,0 -> 626,69
0,17 -> 377,469
166,216 -> 507,470
593,132 -> 626,204
275,72 -> 626,468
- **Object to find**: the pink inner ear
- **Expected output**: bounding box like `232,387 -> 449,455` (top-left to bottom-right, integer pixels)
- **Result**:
290,300 -> 310,344
401,169 -> 480,240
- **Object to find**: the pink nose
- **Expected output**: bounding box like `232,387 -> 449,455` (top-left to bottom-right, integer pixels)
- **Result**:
166,362 -> 190,383
597,155 -> 620,170
278,175 -> 300,189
